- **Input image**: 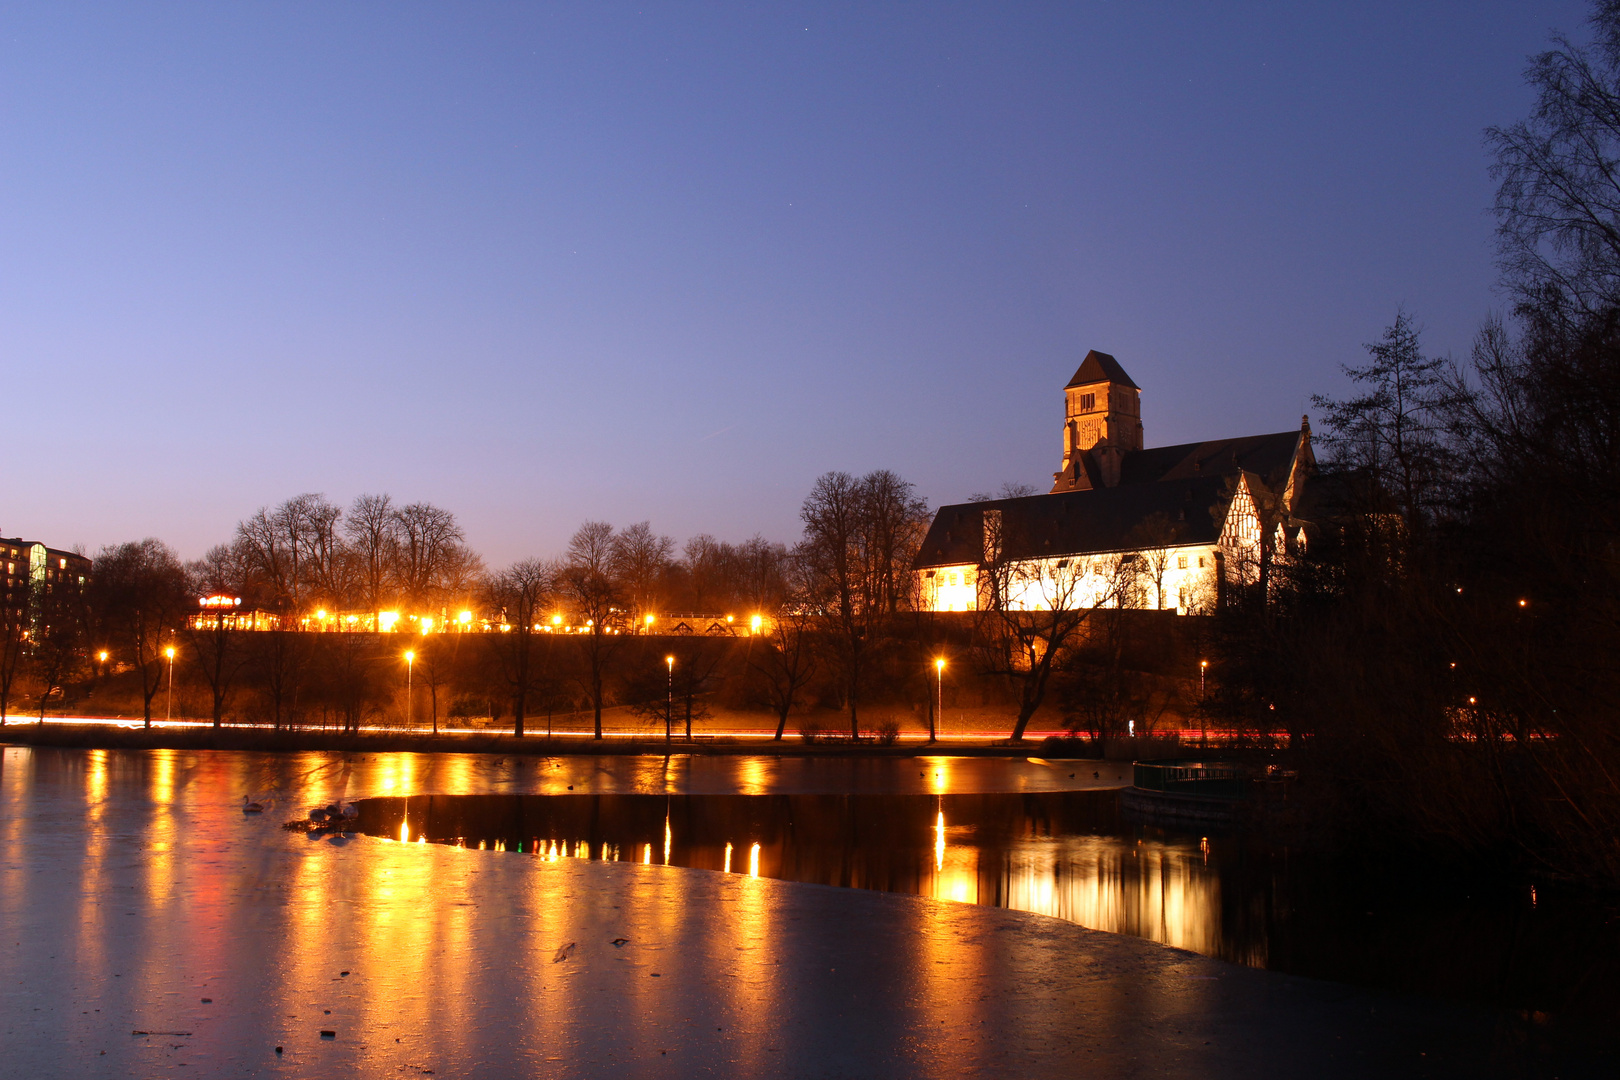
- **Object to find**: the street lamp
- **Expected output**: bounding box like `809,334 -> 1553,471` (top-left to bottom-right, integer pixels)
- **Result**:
164,646 -> 176,722
931,658 -> 946,743
665,655 -> 674,744
1199,659 -> 1209,748
404,650 -> 415,730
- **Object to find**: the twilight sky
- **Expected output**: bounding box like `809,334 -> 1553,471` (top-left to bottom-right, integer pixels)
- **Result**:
0,2 -> 1591,565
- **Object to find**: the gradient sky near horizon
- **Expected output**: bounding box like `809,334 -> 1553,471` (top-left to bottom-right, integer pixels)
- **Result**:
0,2 -> 1592,565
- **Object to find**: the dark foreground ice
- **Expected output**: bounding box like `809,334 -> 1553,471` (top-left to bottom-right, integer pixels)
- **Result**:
0,745 -> 1609,1077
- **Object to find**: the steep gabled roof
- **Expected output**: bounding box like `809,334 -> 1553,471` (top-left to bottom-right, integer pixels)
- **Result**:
1065,350 -> 1140,390
914,475 -> 1239,570
1116,430 -> 1304,489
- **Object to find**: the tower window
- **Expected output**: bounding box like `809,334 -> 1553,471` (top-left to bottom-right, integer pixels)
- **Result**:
1080,393 -> 1096,411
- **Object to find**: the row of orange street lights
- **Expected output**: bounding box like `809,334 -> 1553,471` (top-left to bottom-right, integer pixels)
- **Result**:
393,647 -> 951,742
304,610 -> 770,635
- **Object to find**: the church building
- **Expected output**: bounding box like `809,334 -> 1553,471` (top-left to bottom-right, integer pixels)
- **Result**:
915,351 -> 1315,614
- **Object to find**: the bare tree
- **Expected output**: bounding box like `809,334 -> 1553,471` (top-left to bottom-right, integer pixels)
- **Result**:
184,543 -> 254,728
483,558 -> 560,738
413,632 -> 461,735
612,522 -> 675,626
90,539 -> 190,729
346,493 -> 398,623
1128,513 -> 1182,611
974,506 -> 1134,742
394,502 -> 465,611
301,495 -> 348,606
968,481 -> 1039,502
1489,4 -> 1620,322
28,573 -> 88,722
562,521 -> 625,739
236,493 -> 345,612
798,470 -> 929,738
0,571 -> 25,725
746,570 -> 818,741
252,625 -> 308,731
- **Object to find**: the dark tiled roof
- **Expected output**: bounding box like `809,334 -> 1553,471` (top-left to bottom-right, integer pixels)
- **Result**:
915,475 -> 1239,570
1065,350 -> 1140,390
1116,431 -> 1303,488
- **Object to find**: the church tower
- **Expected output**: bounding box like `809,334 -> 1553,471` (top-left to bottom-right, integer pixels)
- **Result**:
1051,350 -> 1143,492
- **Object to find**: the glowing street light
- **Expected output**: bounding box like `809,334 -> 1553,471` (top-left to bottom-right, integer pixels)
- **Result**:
1199,660 -> 1210,747
164,646 -> 176,722
931,657 -> 946,743
665,655 -> 675,744
750,614 -> 762,634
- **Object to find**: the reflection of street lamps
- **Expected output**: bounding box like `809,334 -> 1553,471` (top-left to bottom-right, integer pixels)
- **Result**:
932,658 -> 945,743
164,646 -> 176,722
404,650 -> 415,730
665,655 -> 674,744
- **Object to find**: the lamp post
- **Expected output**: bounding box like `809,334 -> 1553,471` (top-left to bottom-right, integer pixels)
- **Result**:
1199,659 -> 1209,749
665,655 -> 674,744
164,646 -> 175,722
932,658 -> 945,743
404,650 -> 415,731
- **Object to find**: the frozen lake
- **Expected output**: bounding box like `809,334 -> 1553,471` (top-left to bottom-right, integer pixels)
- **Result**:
0,745 -> 1610,1077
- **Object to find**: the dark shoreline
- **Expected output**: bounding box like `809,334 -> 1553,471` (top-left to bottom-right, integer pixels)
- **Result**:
0,721 -> 1054,758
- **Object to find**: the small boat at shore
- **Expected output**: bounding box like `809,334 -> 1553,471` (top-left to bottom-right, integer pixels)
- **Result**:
1121,760 -> 1295,829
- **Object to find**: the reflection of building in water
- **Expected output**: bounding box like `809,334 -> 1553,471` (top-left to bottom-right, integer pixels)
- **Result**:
357,791 -> 1247,966
926,822 -> 1232,961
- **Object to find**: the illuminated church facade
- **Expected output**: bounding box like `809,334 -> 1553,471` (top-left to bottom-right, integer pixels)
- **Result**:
915,350 -> 1315,614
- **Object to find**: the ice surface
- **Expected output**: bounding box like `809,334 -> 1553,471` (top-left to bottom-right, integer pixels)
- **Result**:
0,745 -> 1595,1078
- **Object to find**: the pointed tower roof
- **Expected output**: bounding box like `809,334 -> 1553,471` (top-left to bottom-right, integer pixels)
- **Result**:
1065,349 -> 1140,390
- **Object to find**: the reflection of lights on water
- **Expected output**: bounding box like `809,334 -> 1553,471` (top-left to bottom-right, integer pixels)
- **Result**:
724,842 -> 733,874
85,749 -> 108,807
400,819 -> 410,843
664,817 -> 671,865
934,810 -> 945,872
749,842 -> 760,878
643,843 -> 652,865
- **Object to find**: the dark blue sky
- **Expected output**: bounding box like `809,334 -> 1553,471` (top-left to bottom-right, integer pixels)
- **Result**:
0,2 -> 1590,564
